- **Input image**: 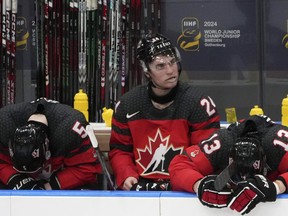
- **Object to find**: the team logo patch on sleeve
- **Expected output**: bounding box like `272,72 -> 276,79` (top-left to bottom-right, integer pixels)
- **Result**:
190,149 -> 200,157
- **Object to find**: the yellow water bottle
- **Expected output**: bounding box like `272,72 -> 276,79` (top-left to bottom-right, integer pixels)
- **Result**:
102,107 -> 113,127
249,105 -> 264,116
74,89 -> 89,121
225,107 -> 237,123
282,95 -> 288,126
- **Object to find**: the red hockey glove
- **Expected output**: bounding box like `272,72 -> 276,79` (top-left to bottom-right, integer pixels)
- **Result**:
197,175 -> 232,208
228,175 -> 277,215
130,182 -> 171,191
7,174 -> 45,190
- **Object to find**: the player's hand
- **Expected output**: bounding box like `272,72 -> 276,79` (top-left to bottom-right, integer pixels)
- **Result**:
197,175 -> 232,208
7,174 -> 45,190
123,177 -> 138,191
130,182 -> 171,191
228,175 -> 277,215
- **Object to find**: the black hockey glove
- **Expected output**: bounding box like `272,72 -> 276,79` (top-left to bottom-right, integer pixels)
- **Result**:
228,174 -> 277,215
47,173 -> 61,190
7,174 -> 45,190
197,175 -> 232,208
130,182 -> 171,191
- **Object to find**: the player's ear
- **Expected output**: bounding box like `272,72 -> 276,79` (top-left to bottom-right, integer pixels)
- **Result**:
144,72 -> 150,78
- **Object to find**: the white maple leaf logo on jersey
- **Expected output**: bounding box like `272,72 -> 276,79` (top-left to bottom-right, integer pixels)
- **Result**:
136,128 -> 183,176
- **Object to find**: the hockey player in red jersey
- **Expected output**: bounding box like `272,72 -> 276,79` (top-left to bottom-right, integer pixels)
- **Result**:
0,98 -> 101,190
169,115 -> 287,214
109,34 -> 220,191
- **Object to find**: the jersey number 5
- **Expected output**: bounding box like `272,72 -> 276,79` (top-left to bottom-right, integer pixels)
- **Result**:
72,121 -> 88,138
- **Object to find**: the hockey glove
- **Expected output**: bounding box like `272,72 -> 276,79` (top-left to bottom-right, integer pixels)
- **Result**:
228,174 -> 277,215
197,175 -> 232,208
7,174 -> 45,190
130,182 -> 171,191
47,173 -> 61,190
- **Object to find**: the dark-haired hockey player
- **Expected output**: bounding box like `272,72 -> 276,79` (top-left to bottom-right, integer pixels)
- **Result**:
109,34 -> 220,191
169,115 -> 288,215
0,98 -> 101,190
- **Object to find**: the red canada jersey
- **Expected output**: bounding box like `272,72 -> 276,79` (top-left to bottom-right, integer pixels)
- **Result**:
169,115 -> 288,193
109,82 -> 220,188
0,98 -> 101,189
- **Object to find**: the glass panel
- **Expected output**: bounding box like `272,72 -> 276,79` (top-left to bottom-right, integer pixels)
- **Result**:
263,0 -> 288,121
161,0 -> 260,120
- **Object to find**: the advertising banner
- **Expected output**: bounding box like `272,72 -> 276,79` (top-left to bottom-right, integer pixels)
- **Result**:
161,0 -> 288,120
161,0 -> 260,119
162,0 -> 259,78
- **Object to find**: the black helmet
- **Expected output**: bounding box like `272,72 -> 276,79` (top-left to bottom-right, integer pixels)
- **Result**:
230,120 -> 266,181
136,34 -> 181,72
9,122 -> 50,173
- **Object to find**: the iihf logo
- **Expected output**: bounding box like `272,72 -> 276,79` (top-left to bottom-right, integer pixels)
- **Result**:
177,17 -> 201,51
16,17 -> 29,50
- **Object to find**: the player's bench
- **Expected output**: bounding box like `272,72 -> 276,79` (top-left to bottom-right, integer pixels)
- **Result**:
91,122 -> 230,152
91,123 -> 111,152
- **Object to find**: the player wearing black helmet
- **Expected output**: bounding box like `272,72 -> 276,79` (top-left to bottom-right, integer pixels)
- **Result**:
136,34 -> 182,74
109,34 -> 220,191
0,98 -> 101,190
169,115 -> 287,215
10,122 -> 50,174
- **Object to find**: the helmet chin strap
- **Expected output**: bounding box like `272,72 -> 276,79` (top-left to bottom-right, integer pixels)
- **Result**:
150,79 -> 172,91
146,70 -> 179,91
